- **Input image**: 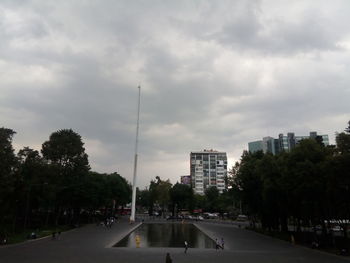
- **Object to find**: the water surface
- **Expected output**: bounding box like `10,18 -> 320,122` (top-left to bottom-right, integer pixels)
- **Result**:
114,223 -> 215,248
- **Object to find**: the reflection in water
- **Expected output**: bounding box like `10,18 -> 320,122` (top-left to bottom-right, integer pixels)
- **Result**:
114,223 -> 215,248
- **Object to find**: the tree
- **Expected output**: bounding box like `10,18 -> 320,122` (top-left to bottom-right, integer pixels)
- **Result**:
224,120 -> 350,249
41,129 -> 90,224
0,128 -> 17,177
170,183 -> 193,215
345,120 -> 350,133
227,161 -> 240,187
83,172 -> 108,210
281,139 -> 329,232
157,179 -> 172,213
105,172 -> 131,211
148,177 -> 172,216
193,194 -> 206,211
148,180 -> 158,215
17,147 -> 46,229
336,132 -> 350,155
41,129 -> 90,174
0,127 -> 135,234
217,190 -> 235,216
329,124 -> 350,236
137,188 -> 151,209
204,186 -> 219,212
0,128 -> 18,234
234,150 -> 264,224
258,154 -> 286,231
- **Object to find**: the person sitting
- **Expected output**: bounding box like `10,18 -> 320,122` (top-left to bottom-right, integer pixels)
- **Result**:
166,252 -> 172,263
30,232 -> 37,239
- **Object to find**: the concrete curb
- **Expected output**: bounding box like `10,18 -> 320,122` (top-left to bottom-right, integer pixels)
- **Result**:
194,223 -> 228,250
106,222 -> 142,248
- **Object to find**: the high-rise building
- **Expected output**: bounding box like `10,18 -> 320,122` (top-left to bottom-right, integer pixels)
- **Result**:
248,137 -> 280,155
248,140 -> 263,153
190,149 -> 227,195
248,131 -> 329,154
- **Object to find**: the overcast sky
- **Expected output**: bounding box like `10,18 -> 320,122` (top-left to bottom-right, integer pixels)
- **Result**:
1,0 -> 349,188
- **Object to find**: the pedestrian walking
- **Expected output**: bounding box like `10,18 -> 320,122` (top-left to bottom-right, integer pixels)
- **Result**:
215,238 -> 220,250
165,252 -> 172,263
184,240 -> 188,253
51,231 -> 56,240
221,237 -> 224,250
57,231 -> 61,240
291,234 -> 295,245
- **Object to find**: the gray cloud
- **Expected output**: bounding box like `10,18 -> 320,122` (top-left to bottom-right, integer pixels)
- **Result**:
1,0 -> 350,187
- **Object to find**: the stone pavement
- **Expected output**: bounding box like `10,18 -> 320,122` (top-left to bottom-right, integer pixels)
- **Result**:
1,219 -> 349,263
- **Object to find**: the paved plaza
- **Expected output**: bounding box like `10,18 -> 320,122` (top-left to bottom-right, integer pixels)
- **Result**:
1,219 -> 349,263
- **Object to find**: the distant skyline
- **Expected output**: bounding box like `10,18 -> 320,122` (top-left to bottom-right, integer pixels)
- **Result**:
1,0 -> 349,188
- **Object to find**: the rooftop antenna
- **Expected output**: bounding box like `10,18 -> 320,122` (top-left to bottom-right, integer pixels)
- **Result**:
130,86 -> 141,223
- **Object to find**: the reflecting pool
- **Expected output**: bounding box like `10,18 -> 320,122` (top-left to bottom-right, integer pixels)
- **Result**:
114,223 -> 215,248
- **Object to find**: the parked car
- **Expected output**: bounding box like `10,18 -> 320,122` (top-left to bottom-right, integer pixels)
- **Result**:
236,214 -> 248,221
314,225 -> 322,231
203,212 -> 218,219
332,225 -> 343,232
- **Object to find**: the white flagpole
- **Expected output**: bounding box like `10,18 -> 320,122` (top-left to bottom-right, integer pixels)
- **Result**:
130,86 -> 141,223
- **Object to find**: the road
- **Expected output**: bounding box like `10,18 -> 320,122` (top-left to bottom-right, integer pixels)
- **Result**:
0,219 -> 348,263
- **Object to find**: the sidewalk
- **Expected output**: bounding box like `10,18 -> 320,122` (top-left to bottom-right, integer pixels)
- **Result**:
1,219 -> 349,263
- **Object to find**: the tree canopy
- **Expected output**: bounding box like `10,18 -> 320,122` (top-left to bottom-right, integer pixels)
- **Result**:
232,121 -> 350,234
0,128 -> 131,240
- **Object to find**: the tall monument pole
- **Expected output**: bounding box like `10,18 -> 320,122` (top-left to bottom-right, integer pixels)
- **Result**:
130,86 -> 141,222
